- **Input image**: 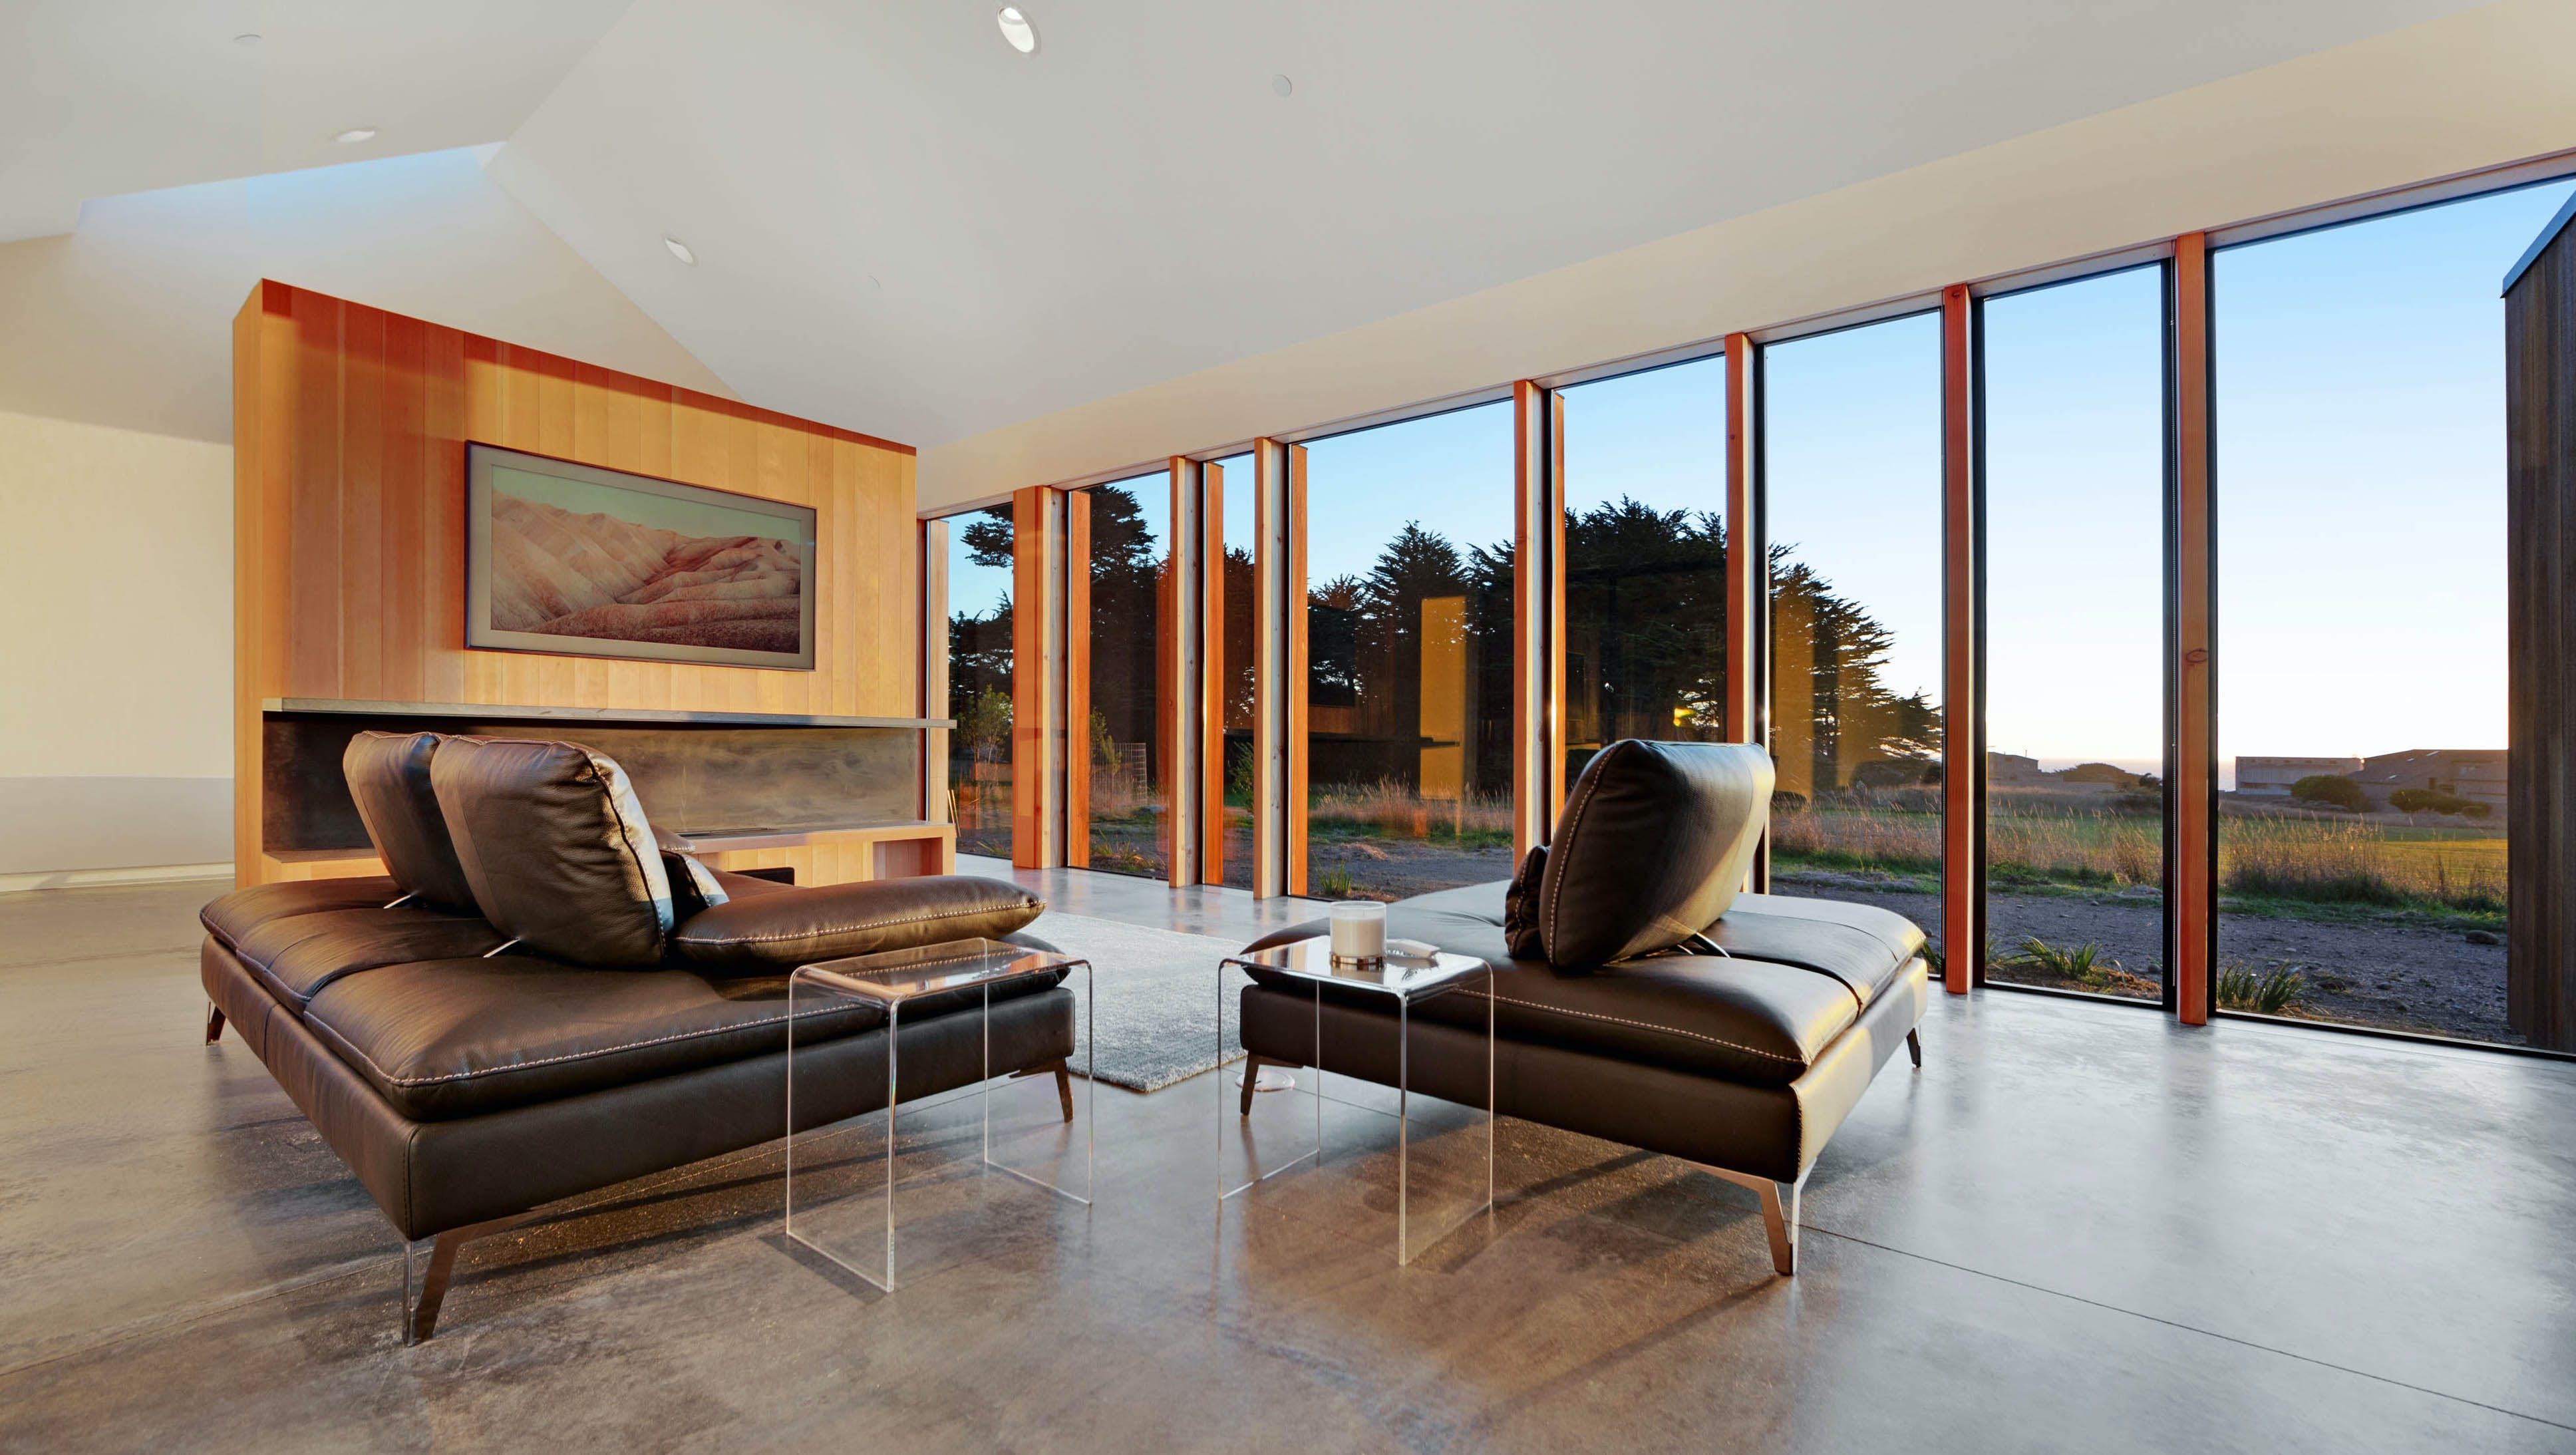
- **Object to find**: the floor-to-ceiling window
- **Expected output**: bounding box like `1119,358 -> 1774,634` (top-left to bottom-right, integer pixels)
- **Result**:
1559,357 -> 1730,787
1980,267 -> 2170,1000
1076,473 -> 1170,878
943,504 -> 1014,860
1299,403 -> 1515,901
1761,315 -> 1947,952
2212,180 -> 2573,1045
1210,452 -> 1257,890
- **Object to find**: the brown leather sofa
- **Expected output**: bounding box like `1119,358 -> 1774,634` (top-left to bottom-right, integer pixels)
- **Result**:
1239,740 -> 1927,1275
200,730 -> 1070,1341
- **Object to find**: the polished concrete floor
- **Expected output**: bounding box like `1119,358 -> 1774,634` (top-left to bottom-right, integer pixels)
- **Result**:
4,872 -> 2575,1452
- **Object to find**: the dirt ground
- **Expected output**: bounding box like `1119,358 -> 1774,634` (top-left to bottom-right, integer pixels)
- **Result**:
1775,867 -> 2521,1047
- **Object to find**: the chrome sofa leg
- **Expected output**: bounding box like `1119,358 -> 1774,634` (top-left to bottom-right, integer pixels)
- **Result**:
204,1003 -> 226,1045
1907,1027 -> 1921,1069
401,1213 -> 530,1343
402,1230 -> 468,1345
1694,1163 -> 1804,1277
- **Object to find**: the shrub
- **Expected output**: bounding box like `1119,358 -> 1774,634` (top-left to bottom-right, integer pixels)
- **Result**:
2000,937 -> 2158,997
2291,774 -> 2367,812
2390,788 -> 2488,817
2216,964 -> 2306,1014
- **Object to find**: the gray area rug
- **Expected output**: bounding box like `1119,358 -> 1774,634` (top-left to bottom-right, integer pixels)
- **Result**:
1028,913 -> 1257,1092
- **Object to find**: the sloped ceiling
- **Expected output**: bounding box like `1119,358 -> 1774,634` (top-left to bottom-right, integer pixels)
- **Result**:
486,0 -> 2490,451
0,0 -> 635,242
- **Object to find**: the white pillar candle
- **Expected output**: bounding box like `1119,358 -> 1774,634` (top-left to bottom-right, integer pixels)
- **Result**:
1329,901 -> 1388,961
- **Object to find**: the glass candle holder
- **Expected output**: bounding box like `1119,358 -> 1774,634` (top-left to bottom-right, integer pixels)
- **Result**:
1329,901 -> 1388,961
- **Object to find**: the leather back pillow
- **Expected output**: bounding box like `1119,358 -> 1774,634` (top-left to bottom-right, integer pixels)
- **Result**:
429,736 -> 675,967
1537,740 -> 1772,968
341,730 -> 478,912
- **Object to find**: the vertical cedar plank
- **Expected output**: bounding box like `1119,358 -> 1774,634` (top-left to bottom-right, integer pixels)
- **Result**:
2172,236 -> 2217,1026
232,281 -> 920,886
1941,285 -> 1981,995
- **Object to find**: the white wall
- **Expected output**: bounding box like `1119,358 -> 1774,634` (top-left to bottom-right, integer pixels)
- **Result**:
0,410 -> 232,882
0,146 -> 734,884
917,0 -> 2576,508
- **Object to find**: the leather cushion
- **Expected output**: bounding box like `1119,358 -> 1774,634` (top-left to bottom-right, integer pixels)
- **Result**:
1241,880 -> 1905,1086
669,875 -> 1045,975
1538,740 -> 1771,967
224,905 -> 506,1010
1700,893 -> 1926,1010
430,736 -> 675,968
301,953 -> 1060,1120
202,877 -> 401,953
1502,846 -> 1546,960
341,731 -> 479,912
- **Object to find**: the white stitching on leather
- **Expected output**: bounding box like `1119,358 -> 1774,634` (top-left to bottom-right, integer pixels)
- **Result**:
309,997 -> 872,1088
670,901 -> 1036,950
1454,986 -> 1805,1065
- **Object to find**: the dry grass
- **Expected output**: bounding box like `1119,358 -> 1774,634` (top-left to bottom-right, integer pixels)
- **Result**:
1772,793 -> 2502,915
1309,781 -> 1514,844
2219,814 -> 2503,911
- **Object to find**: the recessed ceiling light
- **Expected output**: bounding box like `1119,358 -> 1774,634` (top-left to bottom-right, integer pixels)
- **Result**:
664,236 -> 697,265
1272,74 -> 1294,98
233,33 -> 261,46
996,6 -> 1037,54
334,127 -> 378,144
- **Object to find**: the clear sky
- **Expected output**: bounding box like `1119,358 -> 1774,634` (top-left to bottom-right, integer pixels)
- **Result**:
948,176 -> 2575,778
1984,265 -> 2166,772
2215,178 -> 2573,771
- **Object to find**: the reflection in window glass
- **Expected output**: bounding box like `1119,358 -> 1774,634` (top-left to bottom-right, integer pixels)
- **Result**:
944,505 -> 1013,860
2214,181 -> 2571,1045
1559,357 -> 1729,787
1211,453 -> 1257,890
1078,475 -> 1170,878
1300,403 -> 1516,901
1981,268 -> 2167,1000
1761,314 -> 1947,953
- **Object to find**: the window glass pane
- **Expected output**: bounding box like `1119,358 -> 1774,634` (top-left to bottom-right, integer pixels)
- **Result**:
2214,180 -> 2571,1045
1301,403 -> 1515,900
1559,356 -> 1729,787
1762,314 -> 1947,954
1079,475 -> 1170,878
944,505 -> 1013,860
1981,267 -> 2168,1000
1211,452 -> 1257,891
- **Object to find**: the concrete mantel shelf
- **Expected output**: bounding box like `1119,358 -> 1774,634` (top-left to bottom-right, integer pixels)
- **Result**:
263,699 -> 955,730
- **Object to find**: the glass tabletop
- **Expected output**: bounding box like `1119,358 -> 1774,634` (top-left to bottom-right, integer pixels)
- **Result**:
795,937 -> 1078,1005
1224,935 -> 1490,997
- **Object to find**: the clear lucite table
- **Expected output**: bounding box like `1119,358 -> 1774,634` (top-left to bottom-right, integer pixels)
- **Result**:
784,937 -> 1092,1291
1218,937 -> 1494,1265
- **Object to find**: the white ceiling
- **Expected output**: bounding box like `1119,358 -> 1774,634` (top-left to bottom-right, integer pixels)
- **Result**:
2,0 -> 2498,452
0,0 -> 633,242
487,0 -> 2488,451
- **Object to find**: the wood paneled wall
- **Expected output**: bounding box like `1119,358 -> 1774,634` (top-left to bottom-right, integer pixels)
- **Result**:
233,280 -> 921,882
2506,209 -> 2576,1052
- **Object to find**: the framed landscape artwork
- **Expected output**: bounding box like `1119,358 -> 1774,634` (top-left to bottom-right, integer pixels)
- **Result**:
465,444 -> 818,670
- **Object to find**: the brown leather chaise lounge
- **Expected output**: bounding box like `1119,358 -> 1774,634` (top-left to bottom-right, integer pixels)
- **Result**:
1239,740 -> 1927,1274
199,730 -> 1069,1341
